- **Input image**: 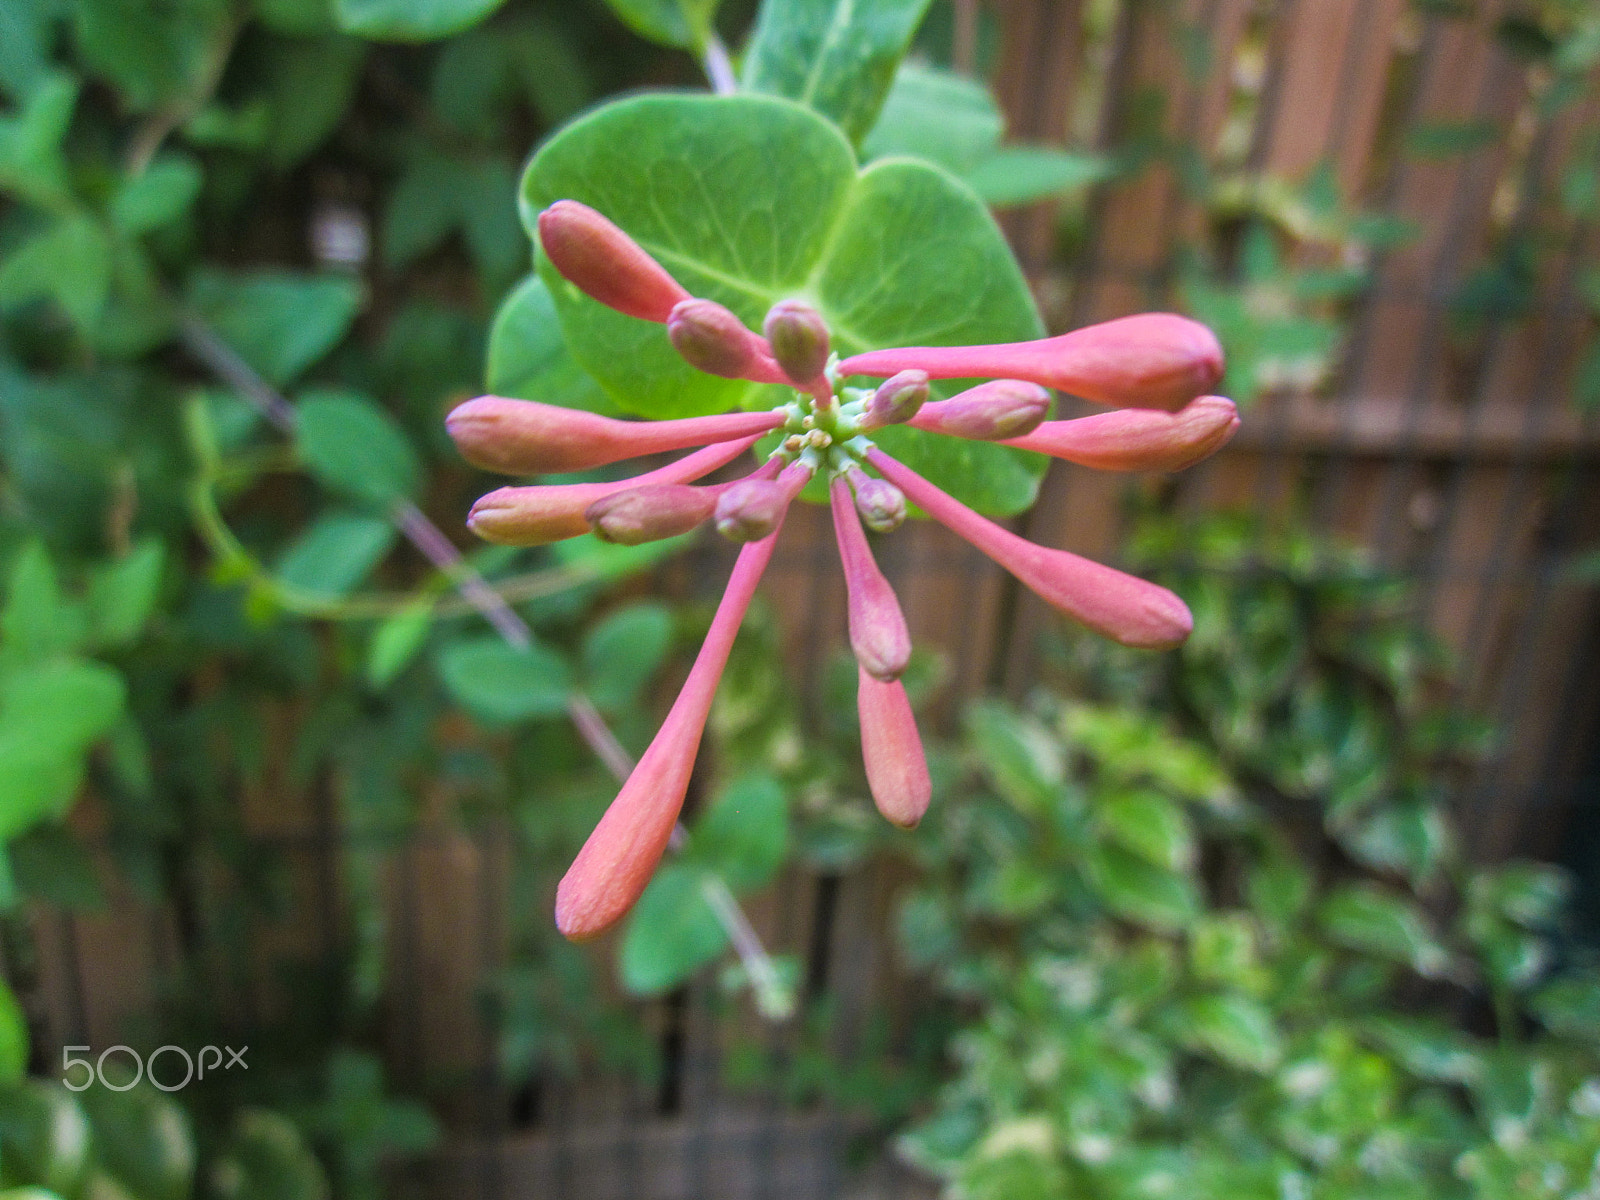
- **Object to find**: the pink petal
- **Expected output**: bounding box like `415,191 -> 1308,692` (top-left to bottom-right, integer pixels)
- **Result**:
867,449 -> 1192,650
556,528 -> 786,941
466,435 -> 761,546
907,379 -> 1052,441
838,313 -> 1223,413
538,201 -> 690,323
830,476 -> 911,681
857,667 -> 930,828
446,396 -> 783,475
667,299 -> 791,385
1003,395 -> 1239,472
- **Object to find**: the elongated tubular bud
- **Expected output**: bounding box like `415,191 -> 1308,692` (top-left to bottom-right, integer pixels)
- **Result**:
1003,395 -> 1239,472
538,201 -> 690,323
446,395 -> 784,476
860,370 -> 929,430
830,477 -> 911,681
839,314 -> 1224,413
908,379 -> 1051,441
466,435 -> 761,546
556,531 -> 784,940
867,449 -> 1192,650
585,484 -> 716,545
858,667 -> 931,828
849,472 -> 906,533
763,300 -> 830,386
668,299 -> 790,383
714,461 -> 811,543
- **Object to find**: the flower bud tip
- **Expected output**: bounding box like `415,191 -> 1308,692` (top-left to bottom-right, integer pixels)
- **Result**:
763,299 -> 830,385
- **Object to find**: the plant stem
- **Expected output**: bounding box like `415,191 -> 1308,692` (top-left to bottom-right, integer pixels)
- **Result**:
702,33 -> 738,96
180,311 -> 787,1016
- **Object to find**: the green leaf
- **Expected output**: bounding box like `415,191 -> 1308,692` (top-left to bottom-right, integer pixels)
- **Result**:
2,541 -> 72,666
580,602 -> 673,711
524,94 -> 1045,514
367,596 -> 435,688
619,863 -> 728,995
79,1088 -> 194,1200
86,538 -> 165,647
295,389 -> 421,507
0,1083 -> 91,1197
0,979 -> 25,1084
1087,843 -> 1199,933
963,700 -> 1063,814
0,214 -> 113,329
1177,993 -> 1282,1072
742,0 -> 936,145
1573,340 -> 1600,411
861,62 -> 1002,174
0,0 -> 60,103
74,0 -> 230,111
962,147 -> 1112,208
335,0 -> 509,41
111,155 -> 203,234
1099,788 -> 1195,871
262,35 -> 367,169
0,73 -> 77,207
189,270 -> 364,388
485,275 -> 612,412
691,772 -> 787,892
273,510 -> 398,600
0,659 -> 125,837
210,1110 -> 328,1200
1318,884 -> 1449,977
435,636 -> 571,722
11,825 -> 105,909
600,0 -> 717,48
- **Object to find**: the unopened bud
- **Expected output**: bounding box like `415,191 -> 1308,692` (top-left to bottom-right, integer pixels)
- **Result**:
763,300 -> 830,385
538,201 -> 690,323
862,370 -> 928,429
850,474 -> 906,533
911,379 -> 1051,440
669,299 -> 765,378
585,484 -> 714,545
714,479 -> 788,542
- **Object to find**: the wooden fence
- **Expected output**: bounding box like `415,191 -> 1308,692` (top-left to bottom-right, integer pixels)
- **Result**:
16,3 -> 1600,1198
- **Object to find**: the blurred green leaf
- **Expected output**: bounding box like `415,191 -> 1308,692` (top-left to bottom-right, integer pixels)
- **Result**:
1099,788 -> 1194,872
366,597 -> 434,689
1318,884 -> 1449,977
210,1109 -> 329,1200
111,155 -> 202,234
485,275 -> 612,413
619,864 -> 728,995
1177,992 -> 1282,1072
189,270 -> 364,389
295,390 -> 421,508
435,636 -> 571,723
0,214 -> 113,330
692,772 -> 787,892
0,73 -> 77,207
86,539 -> 165,648
861,62 -> 1001,174
79,1088 -> 193,1200
1087,843 -> 1199,933
962,147 -> 1111,208
335,0 -> 508,41
274,511 -> 397,601
580,602 -> 673,711
0,981 -> 25,1085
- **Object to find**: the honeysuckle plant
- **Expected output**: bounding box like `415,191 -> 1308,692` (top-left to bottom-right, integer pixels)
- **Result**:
453,96 -> 1239,939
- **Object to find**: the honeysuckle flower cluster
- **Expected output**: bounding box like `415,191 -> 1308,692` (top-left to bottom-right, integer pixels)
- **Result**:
448,200 -> 1239,942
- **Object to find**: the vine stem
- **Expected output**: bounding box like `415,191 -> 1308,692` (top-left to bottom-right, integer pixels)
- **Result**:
702,32 -> 738,97
179,311 -> 789,1017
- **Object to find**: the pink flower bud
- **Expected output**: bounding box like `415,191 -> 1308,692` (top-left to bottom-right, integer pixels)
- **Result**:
762,299 -> 830,385
909,379 -> 1051,441
839,313 -> 1224,412
831,477 -> 911,681
850,472 -> 906,533
667,299 -> 789,383
585,484 -> 715,545
537,201 -> 691,323
860,370 -> 928,430
1004,395 -> 1239,472
446,396 -> 783,476
867,449 -> 1192,650
556,532 -> 784,941
857,667 -> 930,828
713,462 -> 811,543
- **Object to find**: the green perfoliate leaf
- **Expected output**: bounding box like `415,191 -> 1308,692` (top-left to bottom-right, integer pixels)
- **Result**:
295,389 -> 421,507
619,864 -> 727,995
486,275 -> 613,413
742,0 -> 936,145
523,93 -> 1046,514
274,511 -> 398,600
580,602 -> 673,711
691,772 -> 787,892
335,0 -> 508,41
189,270 -> 364,388
435,637 -> 571,723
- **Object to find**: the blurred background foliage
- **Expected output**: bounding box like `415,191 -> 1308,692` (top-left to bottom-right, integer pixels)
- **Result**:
0,0 -> 1597,1196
